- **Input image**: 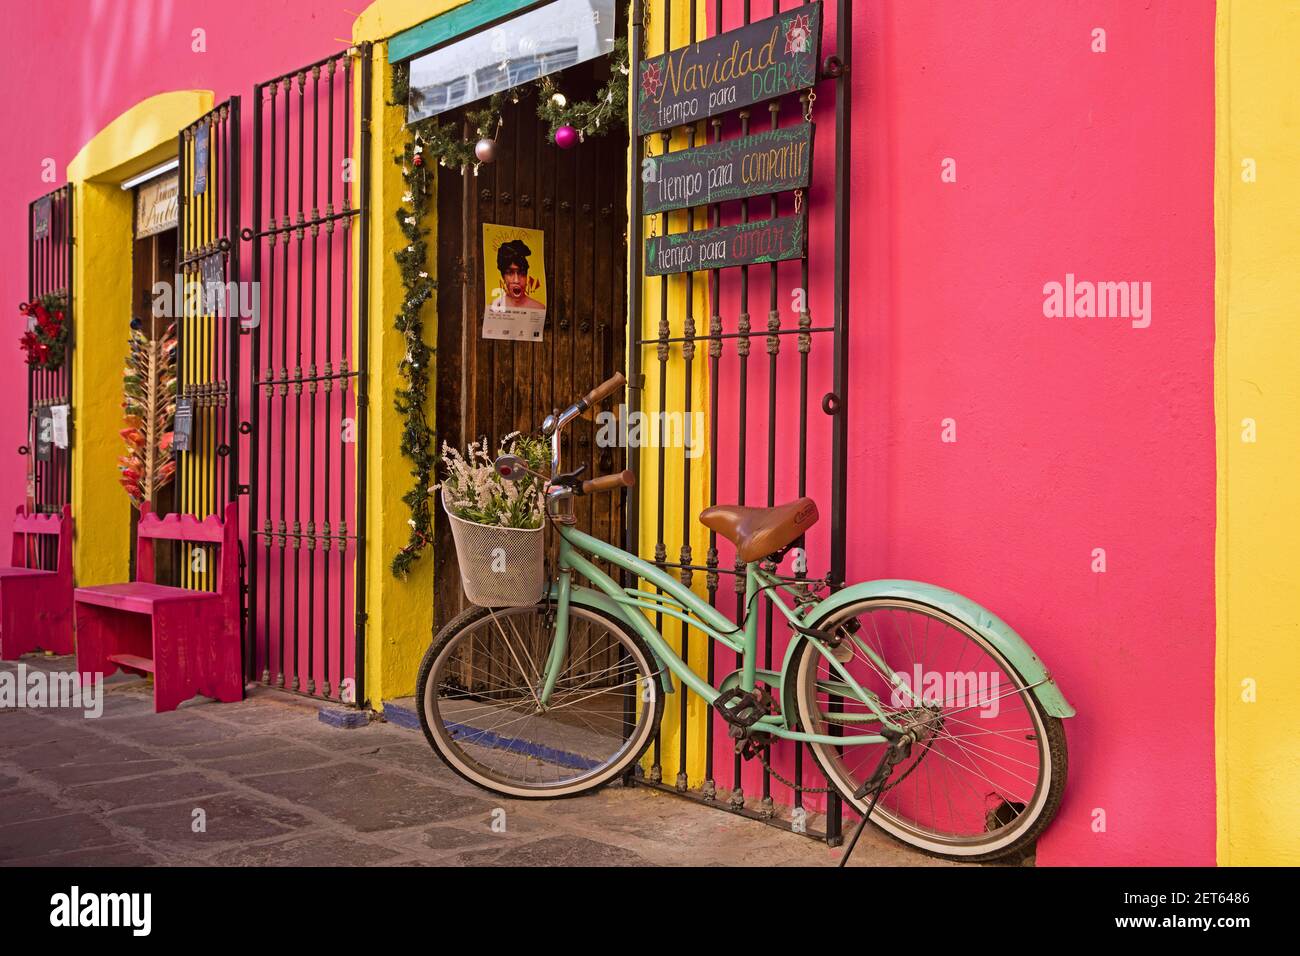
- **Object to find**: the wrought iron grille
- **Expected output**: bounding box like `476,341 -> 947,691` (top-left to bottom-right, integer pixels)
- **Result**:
626,0 -> 853,845
177,97 -> 242,597
244,45 -> 372,703
24,184 -> 74,570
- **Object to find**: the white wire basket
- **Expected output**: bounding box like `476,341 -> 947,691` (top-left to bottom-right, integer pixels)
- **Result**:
442,488 -> 546,607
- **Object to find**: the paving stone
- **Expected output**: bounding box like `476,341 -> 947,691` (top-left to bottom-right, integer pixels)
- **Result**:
1,788 -> 72,825
66,771 -> 230,811
173,734 -> 285,762
453,835 -> 649,867
201,746 -> 338,778
33,758 -> 177,786
257,769 -> 495,832
105,715 -> 235,748
0,812 -> 120,860
110,793 -> 311,846
5,735 -> 157,771
240,761 -> 380,801
210,833 -> 401,866
2,842 -> 159,867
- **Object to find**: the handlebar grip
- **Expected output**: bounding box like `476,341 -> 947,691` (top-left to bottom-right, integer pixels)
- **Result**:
582,469 -> 635,494
582,372 -> 626,408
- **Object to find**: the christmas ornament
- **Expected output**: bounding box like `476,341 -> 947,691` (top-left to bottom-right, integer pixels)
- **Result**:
474,137 -> 497,164
554,124 -> 578,149
550,92 -> 567,109
412,154 -> 424,167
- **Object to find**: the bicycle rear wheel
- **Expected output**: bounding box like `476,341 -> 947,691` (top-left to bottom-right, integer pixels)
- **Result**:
416,602 -> 664,799
792,598 -> 1068,861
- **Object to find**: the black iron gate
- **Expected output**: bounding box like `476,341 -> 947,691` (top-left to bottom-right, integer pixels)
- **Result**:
244,46 -> 372,703
626,0 -> 853,844
22,185 -> 74,566
176,99 -> 242,545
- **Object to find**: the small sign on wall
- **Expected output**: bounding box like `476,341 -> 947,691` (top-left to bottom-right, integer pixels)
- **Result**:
33,196 -> 52,241
193,124 -> 210,196
482,223 -> 548,341
50,404 -> 69,450
136,173 -> 179,238
33,407 -> 53,462
645,214 -> 806,276
173,398 -> 194,452
636,3 -> 822,136
643,123 -> 814,214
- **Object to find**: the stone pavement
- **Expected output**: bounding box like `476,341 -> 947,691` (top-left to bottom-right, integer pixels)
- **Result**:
0,655 -> 958,867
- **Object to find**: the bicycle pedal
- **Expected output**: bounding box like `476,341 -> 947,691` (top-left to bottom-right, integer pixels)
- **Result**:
714,687 -> 771,729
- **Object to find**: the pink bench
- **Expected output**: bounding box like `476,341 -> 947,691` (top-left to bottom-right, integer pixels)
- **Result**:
75,501 -> 242,713
0,504 -> 74,659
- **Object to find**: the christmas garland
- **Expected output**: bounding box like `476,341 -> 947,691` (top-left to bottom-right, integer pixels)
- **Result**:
19,293 -> 69,370
389,123 -> 438,578
536,37 -> 630,140
390,36 -> 630,172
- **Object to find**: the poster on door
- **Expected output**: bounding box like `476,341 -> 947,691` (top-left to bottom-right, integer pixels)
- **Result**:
482,223 -> 547,342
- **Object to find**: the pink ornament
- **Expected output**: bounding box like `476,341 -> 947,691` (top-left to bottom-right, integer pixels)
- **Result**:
554,125 -> 578,150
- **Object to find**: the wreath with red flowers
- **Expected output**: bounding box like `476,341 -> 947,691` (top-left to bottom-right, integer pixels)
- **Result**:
19,293 -> 69,371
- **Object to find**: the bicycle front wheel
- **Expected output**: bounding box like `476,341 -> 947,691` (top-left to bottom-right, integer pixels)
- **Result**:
792,597 -> 1068,861
416,602 -> 664,799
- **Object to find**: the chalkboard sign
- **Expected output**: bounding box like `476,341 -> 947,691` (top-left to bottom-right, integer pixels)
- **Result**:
637,3 -> 821,136
645,214 -> 805,276
173,398 -> 194,453
34,407 -> 53,462
645,123 -> 813,214
32,196 -> 52,241
193,124 -> 209,196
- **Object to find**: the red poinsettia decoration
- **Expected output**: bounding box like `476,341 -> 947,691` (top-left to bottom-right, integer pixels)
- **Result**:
18,294 -> 68,370
784,13 -> 812,54
641,61 -> 663,99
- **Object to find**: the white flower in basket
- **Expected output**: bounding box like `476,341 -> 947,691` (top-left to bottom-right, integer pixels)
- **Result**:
434,434 -> 550,607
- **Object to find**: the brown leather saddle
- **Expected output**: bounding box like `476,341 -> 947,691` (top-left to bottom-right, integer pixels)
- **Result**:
699,498 -> 820,563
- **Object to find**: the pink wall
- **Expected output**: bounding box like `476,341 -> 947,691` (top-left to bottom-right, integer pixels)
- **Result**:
0,0 -> 354,515
1,1 -> 1217,864
706,1 -> 1216,864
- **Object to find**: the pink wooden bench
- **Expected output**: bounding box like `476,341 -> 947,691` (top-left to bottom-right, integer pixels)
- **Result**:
74,500 -> 242,713
0,504 -> 74,659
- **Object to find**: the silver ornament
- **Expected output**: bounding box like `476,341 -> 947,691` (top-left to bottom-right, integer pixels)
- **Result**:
475,137 -> 497,163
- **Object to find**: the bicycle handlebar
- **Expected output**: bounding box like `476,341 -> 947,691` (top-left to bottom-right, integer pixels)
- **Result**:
582,372 -> 625,409
581,469 -> 635,495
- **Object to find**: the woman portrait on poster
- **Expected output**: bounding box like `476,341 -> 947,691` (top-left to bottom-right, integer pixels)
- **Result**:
494,239 -> 545,311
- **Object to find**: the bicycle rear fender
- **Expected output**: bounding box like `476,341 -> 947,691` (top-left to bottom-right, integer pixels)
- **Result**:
792,580 -> 1076,719
548,583 -> 678,694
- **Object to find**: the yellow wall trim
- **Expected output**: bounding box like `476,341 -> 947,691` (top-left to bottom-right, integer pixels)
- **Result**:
1215,0 -> 1300,866
352,0 -> 470,44
66,91 -> 214,589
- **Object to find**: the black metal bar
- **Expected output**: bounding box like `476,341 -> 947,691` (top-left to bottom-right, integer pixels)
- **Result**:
321,55 -> 337,699
824,0 -> 854,844
354,41 -> 373,707
247,82 -> 264,684
674,0 -> 698,795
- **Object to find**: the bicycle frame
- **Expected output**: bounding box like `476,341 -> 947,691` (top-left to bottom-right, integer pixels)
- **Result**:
540,522 -> 901,748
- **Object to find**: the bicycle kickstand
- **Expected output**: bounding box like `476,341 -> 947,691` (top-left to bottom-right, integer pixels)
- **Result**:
837,728 -> 914,869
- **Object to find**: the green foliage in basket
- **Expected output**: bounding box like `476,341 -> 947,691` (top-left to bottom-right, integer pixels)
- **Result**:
437,433 -> 551,529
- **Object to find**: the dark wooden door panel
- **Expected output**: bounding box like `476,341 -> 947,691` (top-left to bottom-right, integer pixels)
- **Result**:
434,62 -> 628,629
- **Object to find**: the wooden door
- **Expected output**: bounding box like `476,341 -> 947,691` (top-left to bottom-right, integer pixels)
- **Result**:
434,62 -> 628,629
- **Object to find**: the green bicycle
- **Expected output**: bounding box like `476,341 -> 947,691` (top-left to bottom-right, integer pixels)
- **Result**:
417,373 -> 1074,862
